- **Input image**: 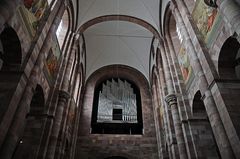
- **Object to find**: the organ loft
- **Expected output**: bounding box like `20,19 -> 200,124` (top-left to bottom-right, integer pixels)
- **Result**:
0,0 -> 240,159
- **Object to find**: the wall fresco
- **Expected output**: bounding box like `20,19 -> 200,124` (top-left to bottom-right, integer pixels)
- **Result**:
178,46 -> 194,88
192,0 -> 221,47
18,0 -> 49,39
44,35 -> 61,84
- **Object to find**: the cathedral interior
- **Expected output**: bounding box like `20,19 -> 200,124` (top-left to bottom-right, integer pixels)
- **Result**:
0,0 -> 240,159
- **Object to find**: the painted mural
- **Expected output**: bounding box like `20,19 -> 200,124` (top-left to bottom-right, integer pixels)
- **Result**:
17,0 -> 49,38
44,35 -> 61,84
192,0 -> 221,47
178,46 -> 194,88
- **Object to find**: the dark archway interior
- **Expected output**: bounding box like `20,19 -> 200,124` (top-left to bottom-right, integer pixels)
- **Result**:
0,27 -> 22,71
0,27 -> 22,124
192,91 -> 221,158
28,85 -> 45,115
192,91 -> 206,115
218,37 -> 240,79
13,85 -> 45,159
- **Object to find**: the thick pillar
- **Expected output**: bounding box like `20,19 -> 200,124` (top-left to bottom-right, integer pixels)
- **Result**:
159,43 -> 188,159
0,1 -> 66,158
165,94 -> 187,159
46,90 -> 70,159
164,35 -> 197,158
156,65 -> 176,159
45,38 -> 78,159
171,2 -> 235,158
152,81 -> 164,159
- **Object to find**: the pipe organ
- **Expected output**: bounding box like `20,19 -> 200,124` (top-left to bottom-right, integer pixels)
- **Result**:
97,79 -> 137,123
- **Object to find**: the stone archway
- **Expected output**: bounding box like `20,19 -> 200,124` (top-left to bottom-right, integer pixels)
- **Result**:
191,91 -> 220,158
13,85 -> 45,159
0,26 -> 22,128
218,36 -> 240,79
0,27 -> 22,71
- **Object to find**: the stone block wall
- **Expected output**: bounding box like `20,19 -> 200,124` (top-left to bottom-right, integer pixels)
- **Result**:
75,65 -> 159,159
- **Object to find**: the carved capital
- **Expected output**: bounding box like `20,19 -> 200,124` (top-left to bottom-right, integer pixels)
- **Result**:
165,94 -> 177,106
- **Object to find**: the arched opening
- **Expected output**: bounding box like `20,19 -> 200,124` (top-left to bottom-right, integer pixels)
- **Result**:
13,85 -> 45,159
91,78 -> 143,135
192,91 -> 207,116
0,27 -> 22,71
191,91 -> 221,159
218,36 -> 240,79
0,27 -> 22,123
216,36 -> 240,141
56,9 -> 69,50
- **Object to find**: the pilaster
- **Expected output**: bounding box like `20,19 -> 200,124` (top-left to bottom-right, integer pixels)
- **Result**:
170,1 -> 236,158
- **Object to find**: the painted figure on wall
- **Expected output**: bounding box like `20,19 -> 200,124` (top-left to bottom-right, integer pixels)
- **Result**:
45,35 -> 61,82
178,47 -> 192,83
46,50 -> 58,75
192,0 -> 220,47
18,0 -> 48,38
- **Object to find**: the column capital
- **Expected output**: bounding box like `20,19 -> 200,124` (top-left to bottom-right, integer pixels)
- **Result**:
165,94 -> 177,106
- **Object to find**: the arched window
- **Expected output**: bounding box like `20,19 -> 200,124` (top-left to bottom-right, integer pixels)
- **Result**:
56,10 -> 69,50
91,78 -> 143,134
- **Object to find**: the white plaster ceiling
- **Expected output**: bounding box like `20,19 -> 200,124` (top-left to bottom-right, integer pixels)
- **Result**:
71,0 -> 171,81
84,21 -> 153,80
77,0 -> 160,32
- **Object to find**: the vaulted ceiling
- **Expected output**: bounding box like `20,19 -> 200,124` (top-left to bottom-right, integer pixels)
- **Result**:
71,0 -> 170,81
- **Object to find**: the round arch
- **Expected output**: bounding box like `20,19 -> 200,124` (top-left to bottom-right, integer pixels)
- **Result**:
218,36 -> 240,79
77,15 -> 161,40
0,26 -> 22,70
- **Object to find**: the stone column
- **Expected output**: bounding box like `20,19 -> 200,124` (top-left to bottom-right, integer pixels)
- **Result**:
69,77 -> 84,159
165,34 -> 197,159
156,64 -> 176,159
55,70 -> 79,158
0,1 -> 66,158
45,38 -> 78,159
152,80 -> 164,159
159,43 -> 188,159
47,90 -> 70,158
171,2 -> 235,158
165,94 -> 187,159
